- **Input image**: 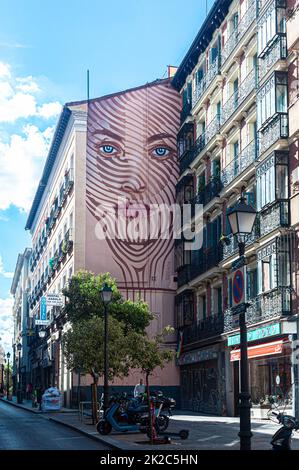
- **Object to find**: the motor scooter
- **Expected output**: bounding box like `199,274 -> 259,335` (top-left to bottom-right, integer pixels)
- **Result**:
96,392 -> 171,435
269,409 -> 299,450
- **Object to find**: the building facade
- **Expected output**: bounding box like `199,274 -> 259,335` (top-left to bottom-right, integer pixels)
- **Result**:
11,249 -> 32,398
25,79 -> 181,406
173,0 -> 299,416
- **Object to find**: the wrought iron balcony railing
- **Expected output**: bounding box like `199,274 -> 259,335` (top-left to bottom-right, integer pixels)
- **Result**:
192,57 -> 220,108
179,147 -> 196,173
191,244 -> 223,279
221,140 -> 257,187
260,200 -> 289,237
222,1 -> 257,65
183,313 -> 224,345
259,34 -> 287,81
222,216 -> 260,260
258,113 -> 288,156
193,176 -> 223,207
224,286 -> 292,333
221,69 -> 256,126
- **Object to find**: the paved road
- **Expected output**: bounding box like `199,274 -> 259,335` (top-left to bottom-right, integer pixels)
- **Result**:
0,401 -> 109,450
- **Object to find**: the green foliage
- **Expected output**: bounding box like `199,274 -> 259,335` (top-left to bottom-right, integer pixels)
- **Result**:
63,271 -> 152,333
131,326 -> 175,377
63,316 -> 134,380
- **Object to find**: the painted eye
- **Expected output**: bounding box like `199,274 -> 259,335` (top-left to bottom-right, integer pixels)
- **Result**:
153,147 -> 170,158
100,145 -> 116,154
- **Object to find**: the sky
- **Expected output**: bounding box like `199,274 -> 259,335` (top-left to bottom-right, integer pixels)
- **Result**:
0,0 -> 214,353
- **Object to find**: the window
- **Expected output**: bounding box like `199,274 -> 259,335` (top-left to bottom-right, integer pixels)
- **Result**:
68,266 -> 73,279
246,268 -> 258,300
257,72 -> 288,129
69,212 -> 73,229
257,1 -> 285,56
197,295 -> 207,321
256,152 -> 289,210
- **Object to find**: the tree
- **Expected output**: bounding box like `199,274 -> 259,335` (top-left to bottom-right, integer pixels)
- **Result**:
63,271 -> 153,333
63,315 -> 136,423
131,327 -> 175,444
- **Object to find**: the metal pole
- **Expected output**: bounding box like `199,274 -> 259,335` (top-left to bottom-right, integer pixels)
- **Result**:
103,304 -> 109,414
238,307 -> 252,450
6,358 -> 9,400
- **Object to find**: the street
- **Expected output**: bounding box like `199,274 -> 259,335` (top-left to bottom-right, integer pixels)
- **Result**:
0,401 -> 109,450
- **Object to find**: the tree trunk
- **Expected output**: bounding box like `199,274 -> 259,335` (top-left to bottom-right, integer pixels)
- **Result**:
91,377 -> 98,425
146,372 -> 153,444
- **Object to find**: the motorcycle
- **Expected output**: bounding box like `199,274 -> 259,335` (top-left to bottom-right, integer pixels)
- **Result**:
269,407 -> 299,450
96,391 -> 174,435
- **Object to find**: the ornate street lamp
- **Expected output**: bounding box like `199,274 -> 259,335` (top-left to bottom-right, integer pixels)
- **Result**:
17,343 -> 22,403
100,283 -> 113,414
227,195 -> 256,451
6,352 -> 10,400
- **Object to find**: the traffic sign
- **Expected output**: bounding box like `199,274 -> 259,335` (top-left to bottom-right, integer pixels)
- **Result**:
232,268 -> 245,307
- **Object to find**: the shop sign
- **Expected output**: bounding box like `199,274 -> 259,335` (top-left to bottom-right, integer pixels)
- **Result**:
228,322 -> 281,347
230,340 -> 284,362
177,346 -> 219,366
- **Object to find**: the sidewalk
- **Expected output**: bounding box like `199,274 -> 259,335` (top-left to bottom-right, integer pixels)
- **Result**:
2,397 -> 299,450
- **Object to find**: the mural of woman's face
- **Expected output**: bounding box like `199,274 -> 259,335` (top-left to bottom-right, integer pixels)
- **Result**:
86,81 -> 180,286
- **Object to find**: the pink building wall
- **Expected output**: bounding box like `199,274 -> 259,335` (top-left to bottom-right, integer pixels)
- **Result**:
83,79 -> 181,389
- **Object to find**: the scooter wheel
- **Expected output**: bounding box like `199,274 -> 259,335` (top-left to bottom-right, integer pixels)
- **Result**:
179,429 -> 189,440
96,419 -> 112,435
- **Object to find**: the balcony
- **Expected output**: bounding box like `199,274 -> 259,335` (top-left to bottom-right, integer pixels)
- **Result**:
221,140 -> 257,187
260,200 -> 289,237
191,245 -> 223,280
221,1 -> 257,67
192,57 -> 220,108
183,314 -> 224,345
179,147 -> 196,173
192,114 -> 221,165
258,113 -> 288,156
224,286 -> 292,333
180,101 -> 192,125
259,34 -> 287,82
193,176 -> 223,207
222,216 -> 260,261
221,69 -> 256,127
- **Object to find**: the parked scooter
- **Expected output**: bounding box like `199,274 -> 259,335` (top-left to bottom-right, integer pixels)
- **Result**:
96,392 -> 173,435
269,408 -> 299,450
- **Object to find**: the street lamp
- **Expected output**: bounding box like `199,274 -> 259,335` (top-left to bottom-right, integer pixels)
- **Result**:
6,352 -> 10,400
227,195 -> 256,451
100,283 -> 113,414
39,330 -> 46,339
17,343 -> 22,403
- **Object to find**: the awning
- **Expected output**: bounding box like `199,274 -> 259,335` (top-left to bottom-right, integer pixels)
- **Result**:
230,340 -> 284,362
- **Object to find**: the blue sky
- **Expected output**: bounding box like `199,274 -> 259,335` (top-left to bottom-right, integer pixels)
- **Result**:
0,0 -> 213,351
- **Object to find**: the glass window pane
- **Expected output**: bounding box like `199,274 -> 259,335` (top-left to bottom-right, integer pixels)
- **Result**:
276,165 -> 288,199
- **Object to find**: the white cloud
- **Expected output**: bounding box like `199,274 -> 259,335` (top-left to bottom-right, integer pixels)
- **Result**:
0,124 -> 54,211
0,255 -> 13,279
0,297 -> 13,353
0,62 -> 61,123
0,61 -> 61,211
38,101 -> 62,119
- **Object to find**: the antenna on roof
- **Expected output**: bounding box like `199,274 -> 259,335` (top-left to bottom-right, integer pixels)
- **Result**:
87,69 -> 90,102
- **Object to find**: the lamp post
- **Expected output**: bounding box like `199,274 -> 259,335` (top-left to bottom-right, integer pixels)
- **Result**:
6,352 -> 10,400
227,195 -> 256,451
100,283 -> 113,414
17,343 -> 22,403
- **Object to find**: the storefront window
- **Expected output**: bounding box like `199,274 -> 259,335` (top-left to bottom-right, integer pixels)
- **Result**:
249,351 -> 292,406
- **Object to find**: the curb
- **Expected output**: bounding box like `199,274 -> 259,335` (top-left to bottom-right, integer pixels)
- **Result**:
0,397 -> 41,414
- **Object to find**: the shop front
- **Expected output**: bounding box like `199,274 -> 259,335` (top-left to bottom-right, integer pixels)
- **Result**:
228,322 -> 292,418
178,344 -> 226,415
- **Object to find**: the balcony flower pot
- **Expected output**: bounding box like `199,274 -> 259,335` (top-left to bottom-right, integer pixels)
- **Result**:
219,234 -> 231,246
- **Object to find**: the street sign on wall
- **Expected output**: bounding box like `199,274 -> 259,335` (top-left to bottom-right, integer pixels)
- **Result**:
45,293 -> 64,307
232,267 -> 246,308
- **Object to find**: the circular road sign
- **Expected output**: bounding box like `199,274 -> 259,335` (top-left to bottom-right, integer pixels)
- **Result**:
233,269 -> 245,305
